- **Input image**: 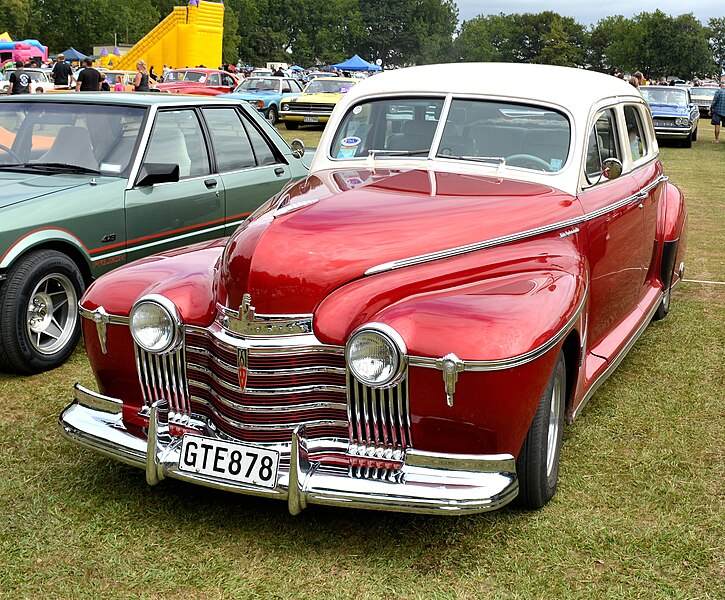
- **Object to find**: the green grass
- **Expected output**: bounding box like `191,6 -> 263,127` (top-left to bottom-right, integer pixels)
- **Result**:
1,124 -> 723,599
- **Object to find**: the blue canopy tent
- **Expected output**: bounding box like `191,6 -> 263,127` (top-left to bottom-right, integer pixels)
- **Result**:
331,54 -> 381,71
58,47 -> 87,61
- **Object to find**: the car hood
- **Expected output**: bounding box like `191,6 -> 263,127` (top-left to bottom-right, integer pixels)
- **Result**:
217,168 -> 581,315
648,104 -> 689,118
0,172 -> 90,209
227,90 -> 279,99
283,92 -> 344,104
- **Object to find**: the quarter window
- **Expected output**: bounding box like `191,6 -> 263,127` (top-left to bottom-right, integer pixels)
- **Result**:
585,109 -> 621,182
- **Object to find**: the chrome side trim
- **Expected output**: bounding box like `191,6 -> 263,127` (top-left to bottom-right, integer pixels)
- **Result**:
571,291 -> 662,421
410,289 -> 586,372
79,305 -> 130,325
366,175 -> 668,276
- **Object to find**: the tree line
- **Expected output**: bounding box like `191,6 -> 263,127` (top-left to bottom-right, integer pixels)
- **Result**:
1,0 -> 723,78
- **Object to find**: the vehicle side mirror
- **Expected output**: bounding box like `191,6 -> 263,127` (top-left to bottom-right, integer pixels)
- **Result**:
601,158 -> 623,180
290,139 -> 305,159
282,87 -> 291,93
230,85 -> 236,92
136,162 -> 180,187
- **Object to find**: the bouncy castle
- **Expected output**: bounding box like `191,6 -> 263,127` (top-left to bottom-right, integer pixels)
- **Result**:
0,33 -> 48,66
112,0 -> 224,72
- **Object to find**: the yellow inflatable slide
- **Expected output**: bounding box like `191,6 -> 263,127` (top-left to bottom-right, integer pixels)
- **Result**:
112,0 -> 224,72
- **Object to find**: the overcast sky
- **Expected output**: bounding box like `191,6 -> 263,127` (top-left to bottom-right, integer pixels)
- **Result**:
456,0 -> 723,26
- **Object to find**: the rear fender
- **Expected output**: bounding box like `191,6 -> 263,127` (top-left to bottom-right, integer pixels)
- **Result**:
657,182 -> 687,289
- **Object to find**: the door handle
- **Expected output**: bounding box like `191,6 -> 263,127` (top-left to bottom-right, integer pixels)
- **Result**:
204,179 -> 218,189
274,167 -> 285,176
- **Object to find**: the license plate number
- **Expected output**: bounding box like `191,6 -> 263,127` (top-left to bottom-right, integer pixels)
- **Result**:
179,435 -> 279,488
304,116 -> 319,123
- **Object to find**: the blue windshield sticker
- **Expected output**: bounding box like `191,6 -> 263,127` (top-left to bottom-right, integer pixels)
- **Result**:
550,158 -> 563,171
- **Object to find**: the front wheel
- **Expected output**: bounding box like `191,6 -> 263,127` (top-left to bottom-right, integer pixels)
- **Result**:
692,127 -> 698,141
514,351 -> 566,509
682,132 -> 692,148
266,105 -> 279,125
0,250 -> 85,374
653,287 -> 671,321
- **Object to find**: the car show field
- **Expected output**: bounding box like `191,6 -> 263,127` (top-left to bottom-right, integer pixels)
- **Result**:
1,104 -> 722,600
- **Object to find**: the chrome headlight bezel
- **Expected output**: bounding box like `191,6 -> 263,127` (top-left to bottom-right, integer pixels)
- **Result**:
346,323 -> 407,388
129,294 -> 182,355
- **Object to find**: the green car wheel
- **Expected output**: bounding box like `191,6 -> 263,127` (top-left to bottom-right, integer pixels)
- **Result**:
0,250 -> 85,374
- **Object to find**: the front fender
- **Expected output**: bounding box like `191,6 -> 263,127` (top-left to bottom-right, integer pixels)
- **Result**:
0,227 -> 91,271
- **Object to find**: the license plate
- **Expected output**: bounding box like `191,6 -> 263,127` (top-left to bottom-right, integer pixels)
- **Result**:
179,434 -> 279,488
304,116 -> 319,123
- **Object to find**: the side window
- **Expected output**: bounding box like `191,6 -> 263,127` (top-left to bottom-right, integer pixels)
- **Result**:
145,109 -> 210,178
623,105 -> 648,162
207,73 -> 221,86
244,118 -> 279,166
292,80 -> 303,93
585,109 -> 621,182
202,107 -> 256,171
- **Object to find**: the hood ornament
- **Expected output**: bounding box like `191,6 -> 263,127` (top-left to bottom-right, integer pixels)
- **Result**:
220,294 -> 313,337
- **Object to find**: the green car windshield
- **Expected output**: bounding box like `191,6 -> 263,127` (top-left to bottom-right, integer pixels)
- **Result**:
0,102 -> 146,176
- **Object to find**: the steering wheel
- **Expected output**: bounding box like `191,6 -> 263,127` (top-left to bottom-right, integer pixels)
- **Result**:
0,144 -> 21,162
506,154 -> 551,172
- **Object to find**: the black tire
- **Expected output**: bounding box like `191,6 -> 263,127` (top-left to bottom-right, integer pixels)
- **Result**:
653,286 -> 671,321
682,132 -> 692,148
692,127 -> 698,141
284,121 -> 299,130
266,105 -> 279,125
514,351 -> 566,509
0,250 -> 85,374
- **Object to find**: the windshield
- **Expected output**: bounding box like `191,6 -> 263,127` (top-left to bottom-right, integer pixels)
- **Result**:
7,70 -> 46,83
0,102 -> 146,176
640,87 -> 689,107
165,70 -> 208,83
690,88 -> 717,99
304,79 -> 355,94
330,97 -> 571,172
236,78 -> 280,92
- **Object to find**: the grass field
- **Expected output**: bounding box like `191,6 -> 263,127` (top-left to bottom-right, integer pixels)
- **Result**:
1,123 -> 723,599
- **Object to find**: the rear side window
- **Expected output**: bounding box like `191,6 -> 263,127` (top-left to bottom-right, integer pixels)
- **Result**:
623,105 -> 648,162
203,107 -> 256,171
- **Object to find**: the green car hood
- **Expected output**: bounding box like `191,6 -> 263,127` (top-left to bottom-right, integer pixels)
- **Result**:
0,172 -> 91,210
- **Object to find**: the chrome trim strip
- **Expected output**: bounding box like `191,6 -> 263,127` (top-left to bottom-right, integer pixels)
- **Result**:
79,305 -> 129,325
218,298 -> 313,337
410,289 -> 586,372
366,176 -> 668,276
188,364 -> 346,397
571,291 -> 662,421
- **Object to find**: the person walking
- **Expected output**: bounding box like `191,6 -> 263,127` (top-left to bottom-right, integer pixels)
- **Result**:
51,54 -> 74,89
7,61 -> 32,94
709,82 -> 725,143
75,58 -> 103,91
133,60 -> 150,92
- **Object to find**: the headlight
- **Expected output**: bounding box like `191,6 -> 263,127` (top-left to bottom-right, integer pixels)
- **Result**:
282,103 -> 290,111
346,324 -> 406,387
130,295 -> 181,354
675,117 -> 688,126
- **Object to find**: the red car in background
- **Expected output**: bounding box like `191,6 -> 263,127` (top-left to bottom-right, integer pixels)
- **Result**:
156,68 -> 239,95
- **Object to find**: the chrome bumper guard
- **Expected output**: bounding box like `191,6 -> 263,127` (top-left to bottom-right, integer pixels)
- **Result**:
60,384 -> 519,515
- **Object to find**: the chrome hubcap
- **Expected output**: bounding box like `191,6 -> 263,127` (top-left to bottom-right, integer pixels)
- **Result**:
546,373 -> 562,478
25,274 -> 78,355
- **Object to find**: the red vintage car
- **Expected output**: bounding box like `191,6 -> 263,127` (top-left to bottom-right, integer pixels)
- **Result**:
156,68 -> 239,95
60,63 -> 687,515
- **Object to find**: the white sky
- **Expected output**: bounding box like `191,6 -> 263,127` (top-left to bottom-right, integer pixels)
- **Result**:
456,0 -> 723,26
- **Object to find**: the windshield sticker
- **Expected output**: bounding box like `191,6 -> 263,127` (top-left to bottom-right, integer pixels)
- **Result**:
352,106 -> 362,115
100,163 -> 122,173
550,159 -> 563,171
337,136 -> 361,159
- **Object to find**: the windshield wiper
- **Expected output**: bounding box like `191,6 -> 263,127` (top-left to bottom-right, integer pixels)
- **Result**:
368,149 -> 430,158
22,162 -> 101,174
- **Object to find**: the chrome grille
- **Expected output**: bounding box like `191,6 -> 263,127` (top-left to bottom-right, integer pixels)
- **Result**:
183,328 -> 349,443
135,344 -> 191,425
347,374 -> 411,458
285,102 -> 334,114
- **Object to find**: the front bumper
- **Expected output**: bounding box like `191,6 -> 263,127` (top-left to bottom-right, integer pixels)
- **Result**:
59,384 -> 519,515
653,126 -> 694,139
279,112 -> 332,123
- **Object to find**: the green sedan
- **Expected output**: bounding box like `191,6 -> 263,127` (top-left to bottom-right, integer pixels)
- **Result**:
0,94 -> 309,374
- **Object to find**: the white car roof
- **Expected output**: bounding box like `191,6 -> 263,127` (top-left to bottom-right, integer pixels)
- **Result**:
311,63 -> 649,195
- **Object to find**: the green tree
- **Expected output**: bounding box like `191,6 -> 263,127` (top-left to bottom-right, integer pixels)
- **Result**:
0,0 -> 32,39
708,17 -> 725,75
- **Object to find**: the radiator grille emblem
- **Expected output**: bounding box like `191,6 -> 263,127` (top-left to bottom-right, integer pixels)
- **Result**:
237,348 -> 249,391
